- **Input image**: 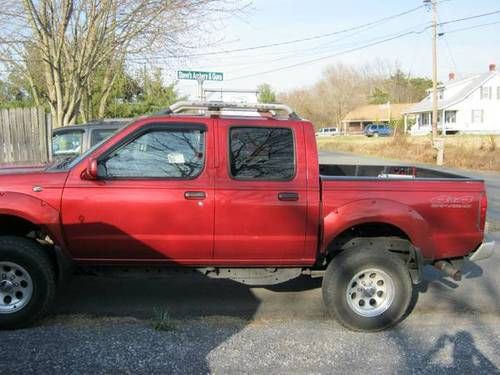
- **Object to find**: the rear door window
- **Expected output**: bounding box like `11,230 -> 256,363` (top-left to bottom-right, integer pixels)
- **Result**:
229,127 -> 295,180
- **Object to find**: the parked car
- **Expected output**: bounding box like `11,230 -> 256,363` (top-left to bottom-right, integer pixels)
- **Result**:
364,123 -> 392,137
51,119 -> 130,160
315,127 -> 339,137
0,101 -> 495,331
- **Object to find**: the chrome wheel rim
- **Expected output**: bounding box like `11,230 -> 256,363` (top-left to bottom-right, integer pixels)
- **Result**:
0,262 -> 34,314
346,268 -> 395,317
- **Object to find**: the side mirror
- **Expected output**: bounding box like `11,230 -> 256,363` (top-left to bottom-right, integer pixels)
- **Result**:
81,159 -> 99,180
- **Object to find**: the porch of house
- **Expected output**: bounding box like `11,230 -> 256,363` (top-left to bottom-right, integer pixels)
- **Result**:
406,110 -> 458,135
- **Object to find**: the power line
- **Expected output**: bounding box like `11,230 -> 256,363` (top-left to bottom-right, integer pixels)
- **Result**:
2,7 -> 499,69
226,30 -> 423,81
125,5 -> 426,61
437,11 -> 460,78
224,9 -> 500,81
171,20 -> 432,76
126,9 -> 500,63
446,19 -> 500,33
437,9 -> 500,26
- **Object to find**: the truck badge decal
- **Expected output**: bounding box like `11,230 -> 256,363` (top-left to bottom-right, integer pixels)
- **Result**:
430,195 -> 473,208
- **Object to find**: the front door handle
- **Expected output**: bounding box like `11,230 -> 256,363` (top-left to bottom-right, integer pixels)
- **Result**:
278,192 -> 299,201
184,191 -> 206,200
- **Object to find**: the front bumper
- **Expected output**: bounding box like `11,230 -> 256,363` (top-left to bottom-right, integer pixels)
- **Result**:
468,234 -> 496,262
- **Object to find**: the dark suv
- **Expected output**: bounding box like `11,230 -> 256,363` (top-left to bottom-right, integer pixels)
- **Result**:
364,123 -> 392,137
51,119 -> 130,160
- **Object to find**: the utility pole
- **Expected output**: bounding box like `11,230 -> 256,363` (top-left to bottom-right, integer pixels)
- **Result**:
425,0 -> 444,165
430,0 -> 438,140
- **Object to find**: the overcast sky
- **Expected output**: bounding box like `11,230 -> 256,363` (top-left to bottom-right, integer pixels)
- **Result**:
171,0 -> 500,100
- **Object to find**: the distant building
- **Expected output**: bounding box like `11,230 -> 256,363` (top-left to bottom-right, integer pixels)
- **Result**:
342,103 -> 416,134
404,64 -> 500,135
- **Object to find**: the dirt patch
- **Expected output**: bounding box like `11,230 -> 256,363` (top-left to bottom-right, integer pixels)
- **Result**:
317,135 -> 500,172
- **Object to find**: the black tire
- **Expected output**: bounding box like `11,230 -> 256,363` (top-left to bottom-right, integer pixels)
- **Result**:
322,247 -> 413,332
0,236 -> 56,329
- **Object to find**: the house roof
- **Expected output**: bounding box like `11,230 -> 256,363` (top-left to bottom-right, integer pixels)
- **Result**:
404,71 -> 498,114
342,103 -> 416,123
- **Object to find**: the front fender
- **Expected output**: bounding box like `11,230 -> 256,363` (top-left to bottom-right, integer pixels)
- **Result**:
322,198 -> 435,259
0,191 -> 66,251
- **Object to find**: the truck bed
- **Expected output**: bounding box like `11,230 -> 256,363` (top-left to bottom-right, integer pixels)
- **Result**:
319,164 -> 476,180
319,164 -> 486,261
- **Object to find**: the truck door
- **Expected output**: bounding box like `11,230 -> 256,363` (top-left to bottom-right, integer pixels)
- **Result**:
61,120 -> 215,263
213,119 -> 308,263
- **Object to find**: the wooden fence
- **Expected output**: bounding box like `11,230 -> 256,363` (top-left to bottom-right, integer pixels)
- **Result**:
0,107 -> 52,164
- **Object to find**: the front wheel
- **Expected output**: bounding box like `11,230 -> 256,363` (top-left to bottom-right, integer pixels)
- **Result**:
0,236 -> 56,329
322,248 -> 413,331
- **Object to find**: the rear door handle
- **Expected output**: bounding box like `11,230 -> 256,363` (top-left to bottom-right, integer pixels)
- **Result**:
184,191 -> 206,200
278,192 -> 299,201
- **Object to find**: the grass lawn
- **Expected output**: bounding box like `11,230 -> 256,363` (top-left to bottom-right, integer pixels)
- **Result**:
317,134 -> 500,172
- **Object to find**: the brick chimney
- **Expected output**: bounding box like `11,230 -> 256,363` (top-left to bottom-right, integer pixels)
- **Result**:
489,63 -> 496,72
448,72 -> 455,80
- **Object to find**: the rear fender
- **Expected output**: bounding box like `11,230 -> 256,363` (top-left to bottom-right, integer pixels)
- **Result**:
322,199 -> 435,259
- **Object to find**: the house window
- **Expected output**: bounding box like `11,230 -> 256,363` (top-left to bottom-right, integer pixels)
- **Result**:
422,113 -> 431,126
471,110 -> 484,123
445,111 -> 456,123
480,86 -> 492,100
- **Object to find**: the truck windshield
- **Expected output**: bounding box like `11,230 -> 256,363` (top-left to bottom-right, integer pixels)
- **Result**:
64,137 -> 109,169
52,130 -> 83,157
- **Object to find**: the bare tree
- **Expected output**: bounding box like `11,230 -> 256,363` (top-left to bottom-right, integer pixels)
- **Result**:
280,63 -> 374,129
279,61 -> 430,129
0,0 -> 247,127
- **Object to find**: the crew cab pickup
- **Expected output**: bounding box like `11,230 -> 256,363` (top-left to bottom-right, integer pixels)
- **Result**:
0,101 -> 495,331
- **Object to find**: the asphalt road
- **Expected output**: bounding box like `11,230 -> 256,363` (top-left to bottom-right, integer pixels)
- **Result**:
0,151 -> 498,374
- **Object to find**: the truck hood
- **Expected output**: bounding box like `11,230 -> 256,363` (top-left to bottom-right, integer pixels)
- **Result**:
0,163 -> 69,196
0,163 -> 48,175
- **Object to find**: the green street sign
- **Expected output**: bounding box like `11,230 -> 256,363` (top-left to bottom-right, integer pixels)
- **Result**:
177,70 -> 224,81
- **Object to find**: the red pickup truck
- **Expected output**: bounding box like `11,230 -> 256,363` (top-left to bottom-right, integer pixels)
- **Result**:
0,101 -> 495,331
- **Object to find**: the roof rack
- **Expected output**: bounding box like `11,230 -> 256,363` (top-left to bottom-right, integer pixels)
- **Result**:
155,101 -> 301,120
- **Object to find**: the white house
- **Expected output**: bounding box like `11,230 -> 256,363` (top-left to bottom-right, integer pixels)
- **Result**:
404,64 -> 500,135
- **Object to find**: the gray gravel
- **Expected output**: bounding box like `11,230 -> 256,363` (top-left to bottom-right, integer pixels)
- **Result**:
1,314 -> 499,374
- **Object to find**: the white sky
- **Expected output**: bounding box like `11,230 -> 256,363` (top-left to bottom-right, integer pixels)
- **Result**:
166,0 -> 500,101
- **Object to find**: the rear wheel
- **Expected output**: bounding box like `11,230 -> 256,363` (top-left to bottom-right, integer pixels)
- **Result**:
0,236 -> 56,329
322,247 -> 412,331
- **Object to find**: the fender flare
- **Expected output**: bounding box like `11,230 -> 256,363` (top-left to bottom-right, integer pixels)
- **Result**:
322,198 -> 435,259
0,191 -> 68,254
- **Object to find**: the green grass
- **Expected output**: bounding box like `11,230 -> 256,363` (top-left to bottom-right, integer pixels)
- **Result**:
152,306 -> 176,331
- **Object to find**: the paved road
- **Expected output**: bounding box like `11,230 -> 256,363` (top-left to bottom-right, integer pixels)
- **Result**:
0,152 -> 498,374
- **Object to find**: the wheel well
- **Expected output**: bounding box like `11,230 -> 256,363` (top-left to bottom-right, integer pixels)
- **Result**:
0,215 -> 40,237
323,222 -> 422,283
0,214 -> 61,278
325,222 -> 412,259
